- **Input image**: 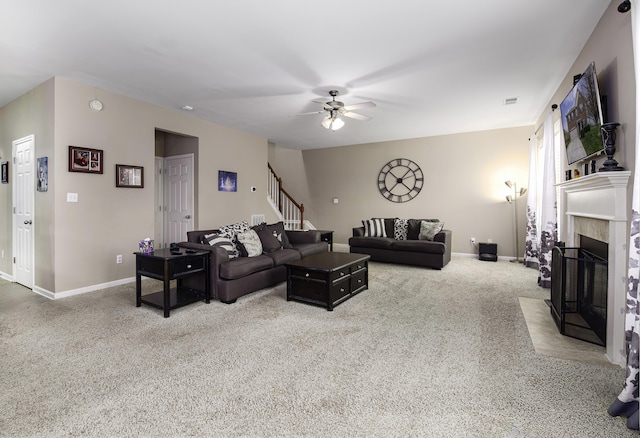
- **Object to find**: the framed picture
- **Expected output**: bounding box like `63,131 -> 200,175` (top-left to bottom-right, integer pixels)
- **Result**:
218,170 -> 237,192
69,146 -> 103,173
116,164 -> 144,188
1,161 -> 8,184
37,157 -> 48,192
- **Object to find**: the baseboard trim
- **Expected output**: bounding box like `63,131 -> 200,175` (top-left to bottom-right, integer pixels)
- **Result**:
0,270 -> 14,282
47,277 -> 136,300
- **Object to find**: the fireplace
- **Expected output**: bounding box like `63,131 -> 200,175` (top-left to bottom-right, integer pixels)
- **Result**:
556,171 -> 630,366
550,239 -> 608,346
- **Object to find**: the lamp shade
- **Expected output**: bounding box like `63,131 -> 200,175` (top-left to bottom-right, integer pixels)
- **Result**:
331,117 -> 345,130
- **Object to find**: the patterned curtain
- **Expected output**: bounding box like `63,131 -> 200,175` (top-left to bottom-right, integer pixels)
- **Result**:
608,1 -> 640,431
524,134 -> 539,268
537,113 -> 557,288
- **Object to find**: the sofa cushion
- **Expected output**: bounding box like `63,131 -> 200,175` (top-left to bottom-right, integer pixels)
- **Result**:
349,236 -> 395,250
267,221 -> 293,249
363,218 -> 387,237
252,222 -> 282,253
391,239 -> 445,255
202,232 -> 239,259
394,218 -> 409,240
219,255 -> 274,280
236,229 -> 263,257
407,218 -> 440,240
267,248 -> 301,266
419,221 -> 444,241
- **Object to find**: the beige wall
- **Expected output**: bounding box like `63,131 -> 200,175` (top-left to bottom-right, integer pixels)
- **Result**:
535,1 -> 635,241
0,79 -> 55,290
538,1 -> 634,170
298,127 -> 532,256
1,77 -> 275,294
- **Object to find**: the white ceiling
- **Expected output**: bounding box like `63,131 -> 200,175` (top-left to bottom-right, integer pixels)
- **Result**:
1,0 -> 611,150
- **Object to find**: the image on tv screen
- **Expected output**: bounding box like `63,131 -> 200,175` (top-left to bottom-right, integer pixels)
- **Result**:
559,62 -> 605,165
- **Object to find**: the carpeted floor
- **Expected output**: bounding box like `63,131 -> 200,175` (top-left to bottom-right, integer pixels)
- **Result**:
0,256 -> 633,437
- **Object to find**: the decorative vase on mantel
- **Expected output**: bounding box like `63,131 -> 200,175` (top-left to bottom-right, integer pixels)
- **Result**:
599,122 -> 624,172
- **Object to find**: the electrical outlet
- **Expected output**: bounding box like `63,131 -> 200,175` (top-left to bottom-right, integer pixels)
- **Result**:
116,254 -> 123,264
470,238 -> 476,245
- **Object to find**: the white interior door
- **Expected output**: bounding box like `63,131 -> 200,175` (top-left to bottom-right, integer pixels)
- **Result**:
13,135 -> 35,289
154,157 -> 164,248
163,154 -> 194,244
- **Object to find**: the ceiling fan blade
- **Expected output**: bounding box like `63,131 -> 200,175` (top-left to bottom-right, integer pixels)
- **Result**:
292,110 -> 326,116
343,101 -> 376,111
342,111 -> 371,121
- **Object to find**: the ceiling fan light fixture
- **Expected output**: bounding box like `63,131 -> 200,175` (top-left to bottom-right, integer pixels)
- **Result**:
331,116 -> 345,131
321,114 -> 332,129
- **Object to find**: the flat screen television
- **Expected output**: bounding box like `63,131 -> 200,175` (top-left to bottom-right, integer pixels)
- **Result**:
559,62 -> 606,165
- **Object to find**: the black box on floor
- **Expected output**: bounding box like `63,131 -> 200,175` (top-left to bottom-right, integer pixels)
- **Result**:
479,243 -> 498,262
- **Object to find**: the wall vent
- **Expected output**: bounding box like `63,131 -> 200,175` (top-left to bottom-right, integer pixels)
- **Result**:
504,97 -> 518,105
251,214 -> 266,226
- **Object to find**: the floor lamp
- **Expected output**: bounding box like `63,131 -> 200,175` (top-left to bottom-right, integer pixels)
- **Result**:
505,180 -> 527,263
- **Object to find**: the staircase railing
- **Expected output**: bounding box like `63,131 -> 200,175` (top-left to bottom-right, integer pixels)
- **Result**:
268,163 -> 304,230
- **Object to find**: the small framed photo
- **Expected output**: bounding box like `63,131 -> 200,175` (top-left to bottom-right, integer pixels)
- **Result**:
218,170 -> 237,192
116,164 -> 144,188
69,146 -> 103,173
1,161 -> 8,184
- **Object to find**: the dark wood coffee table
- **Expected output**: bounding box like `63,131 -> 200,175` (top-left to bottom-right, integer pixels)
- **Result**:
285,252 -> 370,311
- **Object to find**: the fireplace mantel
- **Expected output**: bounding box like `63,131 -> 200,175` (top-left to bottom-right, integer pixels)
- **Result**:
556,171 -> 631,366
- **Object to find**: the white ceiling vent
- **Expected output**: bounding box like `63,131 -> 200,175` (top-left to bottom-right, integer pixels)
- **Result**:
504,97 -> 518,105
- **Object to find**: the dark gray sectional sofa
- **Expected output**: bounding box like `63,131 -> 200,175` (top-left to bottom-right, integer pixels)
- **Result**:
349,218 -> 452,269
178,222 -> 327,304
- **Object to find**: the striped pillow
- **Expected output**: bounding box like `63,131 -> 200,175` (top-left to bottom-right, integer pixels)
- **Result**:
202,232 -> 239,259
362,218 -> 387,237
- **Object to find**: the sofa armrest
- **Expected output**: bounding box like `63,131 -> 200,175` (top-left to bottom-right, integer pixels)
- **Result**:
434,229 -> 452,265
352,227 -> 365,237
177,241 -> 229,301
286,230 -> 321,244
177,241 -> 230,264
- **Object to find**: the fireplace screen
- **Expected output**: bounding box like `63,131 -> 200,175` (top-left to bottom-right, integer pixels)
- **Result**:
550,246 -> 607,346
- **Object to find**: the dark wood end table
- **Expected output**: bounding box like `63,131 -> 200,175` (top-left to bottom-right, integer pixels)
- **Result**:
315,230 -> 334,251
135,248 -> 210,317
285,252 -> 370,311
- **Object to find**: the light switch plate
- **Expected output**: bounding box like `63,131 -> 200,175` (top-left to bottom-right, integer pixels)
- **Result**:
67,193 -> 78,202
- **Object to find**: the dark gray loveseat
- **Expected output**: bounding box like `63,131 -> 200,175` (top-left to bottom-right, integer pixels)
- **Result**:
349,218 -> 451,269
178,222 -> 327,304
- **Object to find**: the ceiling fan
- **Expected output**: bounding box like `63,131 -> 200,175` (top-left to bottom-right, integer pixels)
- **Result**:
296,90 -> 376,131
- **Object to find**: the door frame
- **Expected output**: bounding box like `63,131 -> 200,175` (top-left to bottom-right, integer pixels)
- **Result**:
12,134 -> 35,289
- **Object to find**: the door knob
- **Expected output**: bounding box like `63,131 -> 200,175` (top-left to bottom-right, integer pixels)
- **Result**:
185,215 -> 191,219
24,220 -> 32,225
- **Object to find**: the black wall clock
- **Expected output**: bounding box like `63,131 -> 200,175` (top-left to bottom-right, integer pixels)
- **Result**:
377,158 -> 424,203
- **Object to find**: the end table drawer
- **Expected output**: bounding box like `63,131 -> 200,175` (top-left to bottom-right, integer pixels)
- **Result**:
173,258 -> 205,274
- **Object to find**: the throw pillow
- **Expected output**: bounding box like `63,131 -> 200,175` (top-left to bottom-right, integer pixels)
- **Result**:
236,229 -> 263,257
252,222 -> 282,253
218,220 -> 250,255
394,218 -> 409,240
407,218 -> 440,240
362,218 -> 387,237
418,221 -> 444,241
202,232 -> 239,258
267,221 -> 293,249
